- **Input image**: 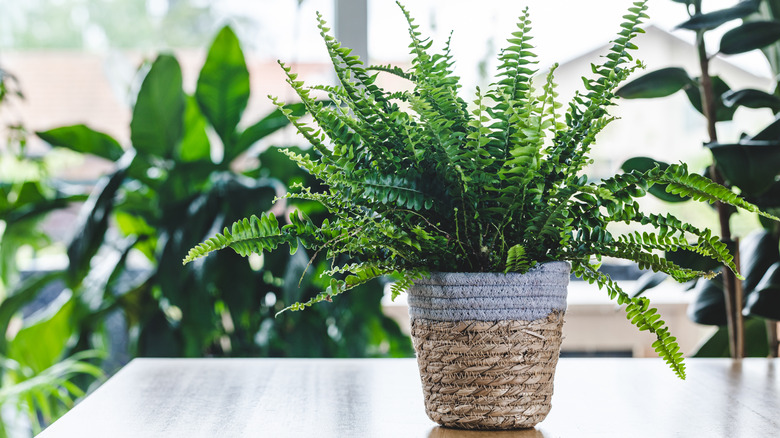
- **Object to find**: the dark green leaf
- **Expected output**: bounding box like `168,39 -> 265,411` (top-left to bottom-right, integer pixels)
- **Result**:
0,270 -> 64,351
130,54 -> 185,158
709,141 -> 780,195
722,89 -> 780,111
667,247 -> 724,272
684,76 -> 737,122
745,261 -> 780,319
36,125 -> 123,161
621,157 -> 690,202
156,161 -> 214,203
6,291 -> 77,374
746,182 -> 780,209
720,20 -> 780,55
196,26 -> 250,155
67,152 -> 134,286
178,95 -> 211,163
739,229 -> 780,294
3,194 -> 88,226
677,1 -> 760,30
688,276 -> 727,326
616,67 -> 693,99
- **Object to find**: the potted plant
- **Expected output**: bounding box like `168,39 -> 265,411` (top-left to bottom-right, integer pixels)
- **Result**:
184,0 -> 777,429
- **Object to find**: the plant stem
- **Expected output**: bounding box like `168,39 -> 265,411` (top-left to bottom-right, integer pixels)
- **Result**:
696,29 -> 743,359
768,320 -> 779,358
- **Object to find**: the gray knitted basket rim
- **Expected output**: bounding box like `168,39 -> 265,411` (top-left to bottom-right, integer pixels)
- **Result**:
407,261 -> 570,322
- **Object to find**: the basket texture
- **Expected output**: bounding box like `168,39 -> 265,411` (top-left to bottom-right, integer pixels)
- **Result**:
408,262 -> 569,430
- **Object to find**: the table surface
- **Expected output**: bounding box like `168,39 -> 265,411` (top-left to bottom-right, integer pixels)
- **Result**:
39,358 -> 779,438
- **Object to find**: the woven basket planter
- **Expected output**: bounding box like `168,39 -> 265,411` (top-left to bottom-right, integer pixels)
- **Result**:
407,262 -> 570,430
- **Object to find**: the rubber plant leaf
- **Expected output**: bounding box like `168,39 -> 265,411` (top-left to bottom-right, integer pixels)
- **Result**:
688,275 -> 727,326
621,157 -> 689,202
708,141 -> 780,195
722,88 -> 780,111
744,261 -> 780,319
616,67 -> 693,99
719,20 -> 780,55
684,76 -> 737,122
677,0 -> 760,30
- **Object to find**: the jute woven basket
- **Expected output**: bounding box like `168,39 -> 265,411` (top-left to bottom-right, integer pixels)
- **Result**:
407,262 -> 570,430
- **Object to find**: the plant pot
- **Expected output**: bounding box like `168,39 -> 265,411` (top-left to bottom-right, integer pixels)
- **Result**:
407,262 -> 570,430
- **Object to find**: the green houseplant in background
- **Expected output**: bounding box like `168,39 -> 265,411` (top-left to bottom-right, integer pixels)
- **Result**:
1,67 -> 104,437
33,25 -> 410,360
1,24 -> 411,437
186,0 -> 779,429
618,0 -> 780,358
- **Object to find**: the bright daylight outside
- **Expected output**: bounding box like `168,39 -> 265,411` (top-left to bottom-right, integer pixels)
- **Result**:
0,0 -> 779,436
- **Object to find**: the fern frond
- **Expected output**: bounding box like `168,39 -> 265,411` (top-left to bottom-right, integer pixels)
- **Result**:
182,212 -> 303,264
390,268 -> 428,300
505,244 -> 535,273
278,262 -> 393,315
658,164 -> 780,221
269,94 -> 334,162
573,261 -> 686,379
546,0 -> 648,181
592,241 -> 714,283
368,64 -> 415,81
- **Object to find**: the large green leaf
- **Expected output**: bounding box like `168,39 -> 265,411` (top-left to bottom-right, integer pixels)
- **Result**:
616,67 -> 693,99
667,247 -> 724,272
722,89 -> 780,111
196,26 -> 249,155
36,125 -> 123,161
688,276 -> 727,326
621,157 -> 689,202
739,229 -> 780,294
709,141 -> 780,195
745,261 -> 780,319
687,232 -> 779,326
67,153 -> 133,286
720,20 -> 780,55
746,181 -> 780,209
684,76 -> 737,122
0,270 -> 64,351
6,291 -> 76,374
3,193 -> 87,226
156,161 -> 214,203
130,54 -> 185,158
178,95 -> 211,163
692,317 -> 769,357
677,1 -> 760,30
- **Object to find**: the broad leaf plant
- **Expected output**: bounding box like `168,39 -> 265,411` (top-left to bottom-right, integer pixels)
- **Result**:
185,1 -> 779,378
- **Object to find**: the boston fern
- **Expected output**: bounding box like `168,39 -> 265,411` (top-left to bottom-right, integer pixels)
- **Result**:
184,1 -> 777,378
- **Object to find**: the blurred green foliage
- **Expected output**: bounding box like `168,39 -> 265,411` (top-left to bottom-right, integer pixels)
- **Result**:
0,25 -> 411,436
1,67 -> 103,437
619,0 -> 780,355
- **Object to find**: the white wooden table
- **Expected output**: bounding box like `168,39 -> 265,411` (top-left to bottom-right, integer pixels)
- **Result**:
39,358 -> 779,437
